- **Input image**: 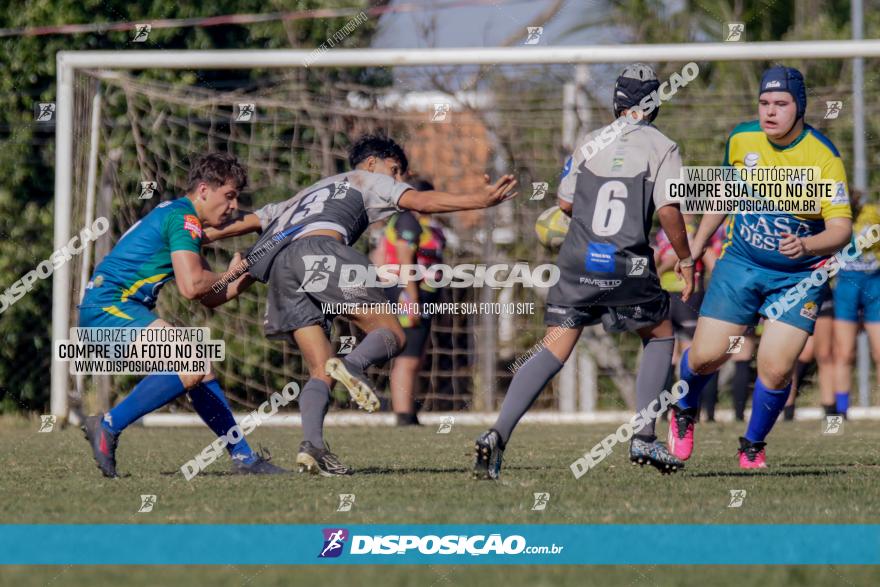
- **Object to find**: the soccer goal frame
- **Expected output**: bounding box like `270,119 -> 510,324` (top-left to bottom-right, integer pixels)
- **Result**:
53,40 -> 880,419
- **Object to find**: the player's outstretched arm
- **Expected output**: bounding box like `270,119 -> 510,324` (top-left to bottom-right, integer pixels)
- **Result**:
658,204 -> 695,301
202,211 -> 262,244
398,174 -> 517,213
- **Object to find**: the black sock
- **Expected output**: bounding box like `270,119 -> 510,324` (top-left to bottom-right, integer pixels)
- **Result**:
702,373 -> 719,422
732,361 -> 751,421
823,403 -> 838,416
783,404 -> 795,421
794,360 -> 811,386
395,412 -> 420,426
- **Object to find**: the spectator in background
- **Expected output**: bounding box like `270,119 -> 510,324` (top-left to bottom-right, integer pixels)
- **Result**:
831,199 -> 880,418
376,178 -> 447,426
787,297 -> 834,420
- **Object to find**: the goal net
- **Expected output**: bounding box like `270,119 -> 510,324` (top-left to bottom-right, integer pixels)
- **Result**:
57,47 -> 876,421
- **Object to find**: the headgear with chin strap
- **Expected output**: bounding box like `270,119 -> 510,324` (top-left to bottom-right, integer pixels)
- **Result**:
759,66 -> 807,122
613,63 -> 661,123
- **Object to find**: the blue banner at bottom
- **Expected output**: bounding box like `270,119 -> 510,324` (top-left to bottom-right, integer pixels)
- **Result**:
1,525 -> 878,565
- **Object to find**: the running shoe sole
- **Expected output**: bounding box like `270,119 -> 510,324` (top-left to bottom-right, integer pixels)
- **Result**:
630,453 -> 683,474
325,358 -> 380,413
473,432 -> 502,480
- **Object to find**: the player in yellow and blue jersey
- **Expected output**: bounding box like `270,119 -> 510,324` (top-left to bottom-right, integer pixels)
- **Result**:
666,66 -> 853,469
832,202 -> 880,418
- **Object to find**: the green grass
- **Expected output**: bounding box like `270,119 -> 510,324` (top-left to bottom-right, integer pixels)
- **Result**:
2,416 -> 880,584
4,416 -> 880,524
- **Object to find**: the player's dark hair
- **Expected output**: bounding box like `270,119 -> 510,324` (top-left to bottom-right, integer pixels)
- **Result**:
348,134 -> 409,174
409,177 -> 434,192
186,152 -> 248,193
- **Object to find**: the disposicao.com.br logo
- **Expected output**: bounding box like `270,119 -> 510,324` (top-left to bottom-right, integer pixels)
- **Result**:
318,528 -> 564,558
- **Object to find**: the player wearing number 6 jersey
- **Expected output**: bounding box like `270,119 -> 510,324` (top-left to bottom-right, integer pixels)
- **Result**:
668,66 -> 853,469
205,134 -> 517,476
474,64 -> 694,480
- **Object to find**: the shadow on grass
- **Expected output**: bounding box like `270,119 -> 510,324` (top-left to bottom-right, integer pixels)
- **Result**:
354,465 -> 550,475
158,470 -> 293,477
686,468 -> 848,478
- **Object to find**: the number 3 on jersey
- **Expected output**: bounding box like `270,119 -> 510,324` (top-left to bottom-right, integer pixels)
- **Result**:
592,181 -> 628,237
275,187 -> 331,232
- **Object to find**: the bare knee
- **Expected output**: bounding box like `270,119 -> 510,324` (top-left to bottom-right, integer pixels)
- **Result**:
814,345 -> 834,366
835,347 -> 856,366
688,347 -> 728,375
757,364 -> 792,390
178,371 -> 207,389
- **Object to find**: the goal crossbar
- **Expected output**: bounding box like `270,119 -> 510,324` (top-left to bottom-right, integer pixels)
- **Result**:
57,40 -> 880,69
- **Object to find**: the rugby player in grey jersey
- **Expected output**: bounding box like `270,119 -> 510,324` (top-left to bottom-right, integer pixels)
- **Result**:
473,64 -> 695,480
205,135 -> 517,476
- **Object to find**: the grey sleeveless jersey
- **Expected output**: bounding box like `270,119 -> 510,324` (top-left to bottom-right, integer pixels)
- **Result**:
548,121 -> 682,307
246,170 -> 412,282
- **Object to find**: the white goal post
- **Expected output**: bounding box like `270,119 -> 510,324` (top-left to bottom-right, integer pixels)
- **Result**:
53,40 -> 880,419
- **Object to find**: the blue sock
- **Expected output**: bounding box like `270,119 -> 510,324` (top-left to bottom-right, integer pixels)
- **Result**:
103,374 -> 187,434
189,380 -> 255,463
835,391 -> 850,416
675,348 -> 716,411
745,377 -> 792,443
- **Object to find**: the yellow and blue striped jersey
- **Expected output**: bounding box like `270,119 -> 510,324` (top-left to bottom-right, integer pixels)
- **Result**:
841,204 -> 880,273
721,120 -> 851,271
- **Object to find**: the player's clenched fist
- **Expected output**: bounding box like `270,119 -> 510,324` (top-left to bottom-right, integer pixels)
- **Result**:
674,259 -> 696,302
227,251 -> 252,277
778,233 -> 807,258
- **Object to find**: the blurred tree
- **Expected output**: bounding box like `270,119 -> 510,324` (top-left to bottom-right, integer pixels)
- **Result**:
563,0 -> 879,169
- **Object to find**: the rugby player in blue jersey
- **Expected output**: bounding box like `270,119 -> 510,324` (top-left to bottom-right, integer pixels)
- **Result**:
668,67 -> 853,468
79,153 -> 284,478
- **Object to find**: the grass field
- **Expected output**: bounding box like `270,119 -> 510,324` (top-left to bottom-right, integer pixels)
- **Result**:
2,415 -> 880,585
2,565 -> 879,587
